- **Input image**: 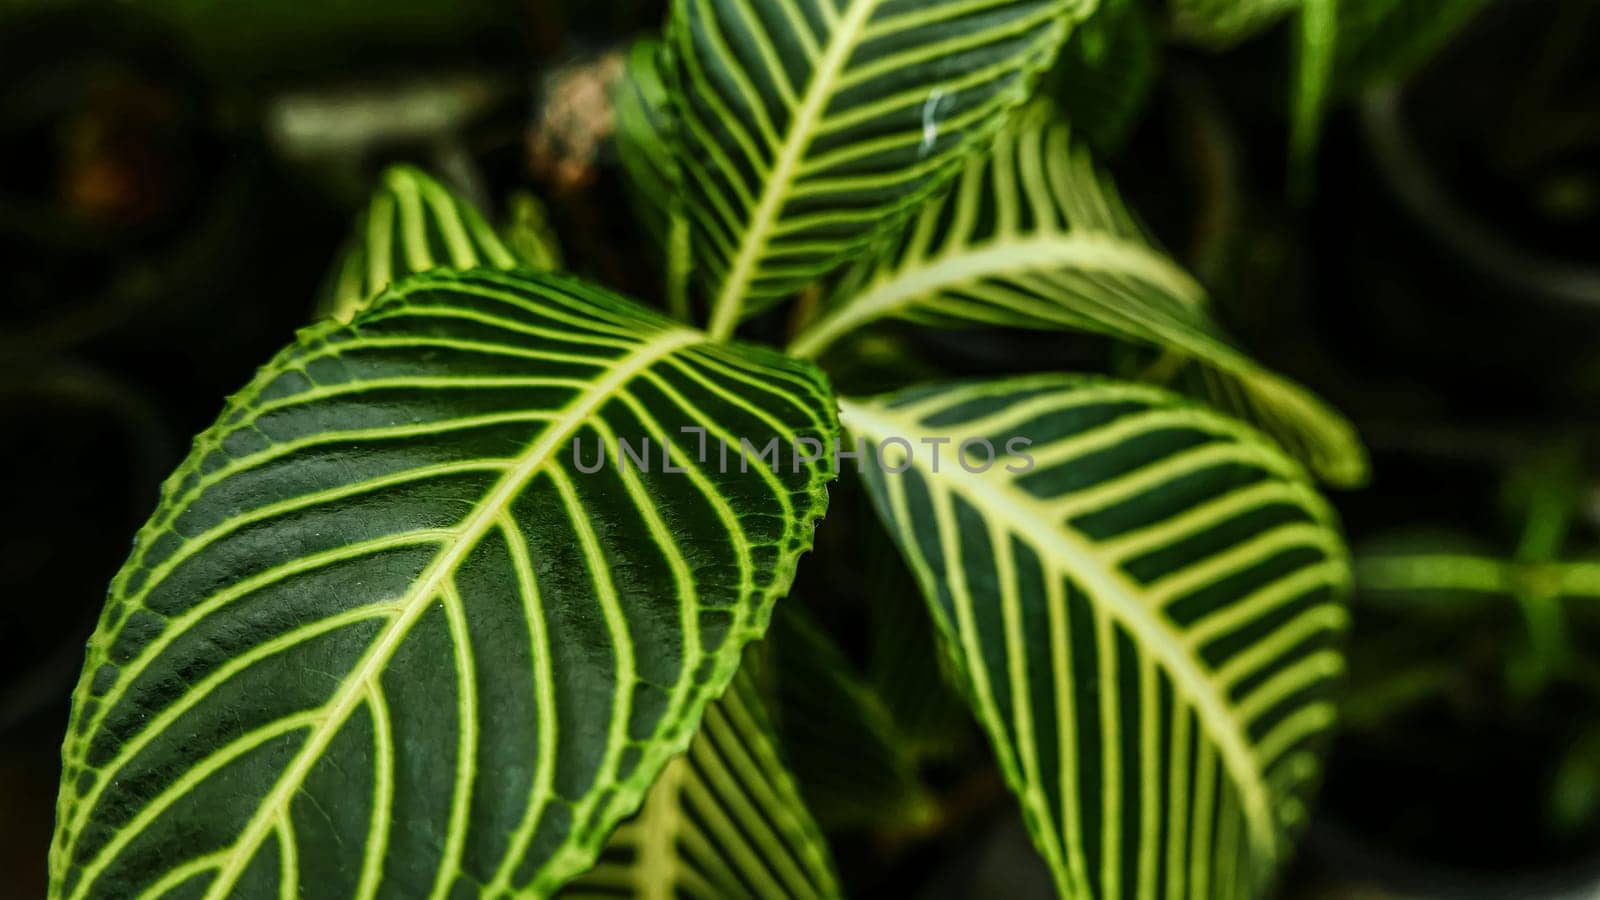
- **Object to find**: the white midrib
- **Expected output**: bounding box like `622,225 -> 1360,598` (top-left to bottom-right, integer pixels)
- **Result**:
705,0 -> 879,340
837,399 -> 1277,858
787,233 -> 1204,358
127,327 -> 704,900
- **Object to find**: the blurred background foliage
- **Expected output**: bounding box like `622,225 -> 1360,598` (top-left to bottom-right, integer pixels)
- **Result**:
1,0 -> 1597,897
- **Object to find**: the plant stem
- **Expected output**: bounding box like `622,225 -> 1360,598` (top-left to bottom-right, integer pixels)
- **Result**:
666,214 -> 691,323
1354,553 -> 1516,595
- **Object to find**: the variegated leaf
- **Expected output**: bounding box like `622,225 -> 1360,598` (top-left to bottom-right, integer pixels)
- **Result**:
790,101 -> 1367,487
665,0 -> 1094,337
50,269 -> 837,899
562,668 -> 842,900
844,375 -> 1350,899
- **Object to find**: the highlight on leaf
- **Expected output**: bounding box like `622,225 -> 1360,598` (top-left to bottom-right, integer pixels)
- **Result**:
790,101 -> 1367,487
842,375 -> 1352,900
49,269 -> 838,899
663,0 -> 1094,339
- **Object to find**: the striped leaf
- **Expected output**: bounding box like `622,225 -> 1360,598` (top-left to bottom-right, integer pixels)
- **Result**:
614,38 -> 694,321
50,269 -> 838,899
764,604 -> 938,831
789,101 -> 1368,487
665,0 -> 1092,338
319,165 -> 558,323
562,668 -> 842,900
841,375 -> 1350,899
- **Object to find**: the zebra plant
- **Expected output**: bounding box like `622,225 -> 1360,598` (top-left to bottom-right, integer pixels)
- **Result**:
48,1 -> 1361,897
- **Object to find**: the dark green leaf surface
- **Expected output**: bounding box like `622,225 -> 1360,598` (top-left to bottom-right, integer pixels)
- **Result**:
562,668 -> 842,900
665,0 -> 1093,337
844,375 -> 1350,899
50,269 -> 837,899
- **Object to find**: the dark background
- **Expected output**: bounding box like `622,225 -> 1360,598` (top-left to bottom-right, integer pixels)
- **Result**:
2,1 -> 1598,897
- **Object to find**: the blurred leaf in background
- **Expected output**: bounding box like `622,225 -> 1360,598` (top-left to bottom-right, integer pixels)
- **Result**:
1050,0 -> 1161,155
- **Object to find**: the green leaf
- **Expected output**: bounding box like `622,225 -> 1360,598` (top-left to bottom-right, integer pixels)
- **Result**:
842,375 -> 1351,899
318,165 -> 557,323
562,667 -> 843,899
1288,0 -> 1338,198
1051,0 -> 1161,154
50,269 -> 838,899
665,0 -> 1093,339
1291,0 -> 1485,193
615,38 -> 684,244
790,102 -> 1368,487
1169,0 -> 1300,48
764,604 -> 939,831
614,37 -> 694,321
